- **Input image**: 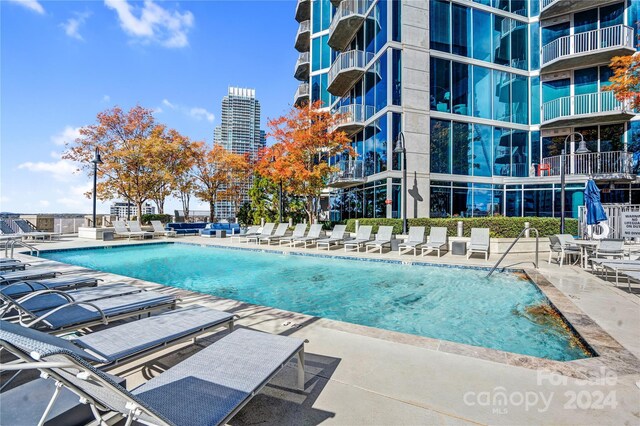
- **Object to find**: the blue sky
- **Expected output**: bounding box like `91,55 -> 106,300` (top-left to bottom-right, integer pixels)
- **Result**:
1,0 -> 299,214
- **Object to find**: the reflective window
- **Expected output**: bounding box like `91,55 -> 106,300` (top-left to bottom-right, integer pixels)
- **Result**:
472,65 -> 492,119
511,130 -> 528,177
524,190 -> 553,217
575,67 -> 598,95
531,131 -> 540,168
541,22 -> 569,46
511,0 -> 527,16
374,115 -> 388,174
311,74 -> 330,107
506,190 -> 521,216
472,184 -> 493,217
430,0 -> 451,52
493,16 -> 510,66
600,2 -> 624,28
364,125 -> 375,176
312,0 -> 332,33
472,9 -> 492,62
493,70 -> 511,121
599,65 -> 614,89
452,122 -> 472,175
430,57 -> 451,113
472,124 -> 492,177
311,35 -> 331,71
511,22 -> 528,70
530,22 -> 540,70
630,121 -> 640,174
392,49 -> 401,106
531,76 -> 540,124
452,4 -> 471,56
452,183 -> 471,217
392,0 -> 401,42
512,75 -> 528,124
493,127 -> 510,176
430,119 -> 451,173
365,53 -> 388,113
452,62 -> 472,116
542,78 -> 569,103
574,8 -> 598,34
430,186 -> 451,218
600,124 -> 625,152
530,0 -> 540,17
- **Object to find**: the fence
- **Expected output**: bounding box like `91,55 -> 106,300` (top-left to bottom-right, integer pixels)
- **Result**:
578,204 -> 640,240
54,218 -> 85,235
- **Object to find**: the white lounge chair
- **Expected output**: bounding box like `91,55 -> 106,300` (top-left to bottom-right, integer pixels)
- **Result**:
278,224 -> 307,246
291,224 -> 324,247
127,221 -> 154,239
594,239 -> 625,260
231,226 -> 261,243
421,227 -> 448,257
398,226 -> 425,256
150,220 -> 176,237
315,224 -> 346,250
113,221 -> 148,240
365,226 -> 394,253
344,226 -> 373,252
246,223 -> 275,244
258,223 -> 289,245
467,228 -> 490,260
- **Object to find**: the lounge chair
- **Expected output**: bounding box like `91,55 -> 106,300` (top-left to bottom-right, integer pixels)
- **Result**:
292,224 -> 324,248
258,223 -> 289,245
594,239 -> 625,260
246,222 -> 275,244
0,268 -> 60,284
12,219 -> 59,240
0,287 -> 177,332
127,221 -> 154,239
344,226 -> 373,252
0,325 -> 305,426
398,226 -> 426,256
150,220 -> 177,237
0,275 -> 99,300
113,220 -> 148,240
231,225 -> 261,243
548,234 -> 581,266
467,228 -> 490,260
315,224 -> 346,250
278,223 -> 307,246
421,227 -> 449,257
0,219 -> 17,235
0,259 -> 27,272
365,226 -> 394,253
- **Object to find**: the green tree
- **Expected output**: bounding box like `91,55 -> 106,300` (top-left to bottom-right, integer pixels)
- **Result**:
248,174 -> 278,224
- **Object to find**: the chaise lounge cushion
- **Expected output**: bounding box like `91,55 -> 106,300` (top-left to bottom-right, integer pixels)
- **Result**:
166,223 -> 208,235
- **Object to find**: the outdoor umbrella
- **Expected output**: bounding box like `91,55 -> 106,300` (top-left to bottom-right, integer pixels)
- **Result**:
584,179 -> 607,225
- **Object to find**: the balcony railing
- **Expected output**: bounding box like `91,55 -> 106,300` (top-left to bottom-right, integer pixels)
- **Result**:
328,0 -> 372,51
540,151 -> 634,178
542,91 -> 630,124
294,83 -> 309,106
295,20 -> 311,52
332,104 -> 374,133
294,52 -> 310,81
327,160 -> 365,188
542,25 -> 634,68
327,50 -> 373,95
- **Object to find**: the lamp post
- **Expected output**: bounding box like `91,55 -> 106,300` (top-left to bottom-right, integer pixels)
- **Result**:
393,132 -> 407,235
560,132 -> 589,234
91,147 -> 103,228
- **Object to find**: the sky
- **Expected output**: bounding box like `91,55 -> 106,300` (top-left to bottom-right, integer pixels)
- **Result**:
0,0 -> 299,214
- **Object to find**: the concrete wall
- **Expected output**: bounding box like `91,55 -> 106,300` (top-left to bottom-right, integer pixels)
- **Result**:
20,215 -> 54,232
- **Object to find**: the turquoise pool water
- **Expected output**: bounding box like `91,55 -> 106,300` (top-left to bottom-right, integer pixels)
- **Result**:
42,243 -> 590,361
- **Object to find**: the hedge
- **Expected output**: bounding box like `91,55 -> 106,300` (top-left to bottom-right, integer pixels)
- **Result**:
344,217 -> 578,238
140,214 -> 173,225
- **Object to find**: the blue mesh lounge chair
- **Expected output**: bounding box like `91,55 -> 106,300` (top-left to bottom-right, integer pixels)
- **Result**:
0,275 -> 99,300
398,226 -> 426,256
258,223 -> 289,245
278,223 -> 307,246
0,259 -> 28,272
315,224 -> 346,250
0,287 -> 177,332
467,228 -> 490,260
0,219 -> 17,235
12,219 -> 59,240
0,324 -> 305,426
364,226 -> 394,253
246,222 -> 275,244
0,269 -> 60,284
292,224 -> 324,248
594,239 -> 625,260
421,227 -> 449,258
344,226 -> 373,252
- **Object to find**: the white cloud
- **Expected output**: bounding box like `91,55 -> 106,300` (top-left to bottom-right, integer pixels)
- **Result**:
51,126 -> 82,146
61,12 -> 91,40
39,200 -> 50,207
190,107 -> 214,123
104,0 -> 194,48
18,159 -> 79,182
7,0 -> 44,14
162,98 -> 175,109
102,95 -> 111,103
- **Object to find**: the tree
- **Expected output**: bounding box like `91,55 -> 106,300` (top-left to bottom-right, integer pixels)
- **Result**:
248,173 -> 278,224
256,101 -> 351,223
192,143 -> 249,222
63,106 -> 167,218
604,52 -> 640,110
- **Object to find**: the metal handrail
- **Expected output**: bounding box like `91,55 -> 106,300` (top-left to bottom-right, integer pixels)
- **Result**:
7,239 -> 40,257
487,226 -> 539,277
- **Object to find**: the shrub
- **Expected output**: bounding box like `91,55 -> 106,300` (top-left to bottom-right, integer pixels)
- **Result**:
344,217 -> 578,238
140,213 -> 173,225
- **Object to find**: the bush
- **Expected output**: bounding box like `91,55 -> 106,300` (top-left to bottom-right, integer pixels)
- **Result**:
140,214 -> 173,225
344,217 -> 578,238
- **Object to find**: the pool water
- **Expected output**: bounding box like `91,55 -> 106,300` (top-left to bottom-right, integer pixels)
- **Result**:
42,243 -> 590,361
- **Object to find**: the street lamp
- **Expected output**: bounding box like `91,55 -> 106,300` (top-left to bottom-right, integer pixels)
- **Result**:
560,132 -> 589,234
393,132 -> 407,235
91,147 -> 103,228
271,157 -> 284,223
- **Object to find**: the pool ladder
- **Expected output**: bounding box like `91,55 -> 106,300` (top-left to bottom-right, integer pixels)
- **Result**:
487,226 -> 539,278
3,238 -> 40,258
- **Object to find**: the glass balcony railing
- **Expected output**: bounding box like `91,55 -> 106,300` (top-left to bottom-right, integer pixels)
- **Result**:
328,0 -> 372,51
542,25 -> 635,70
327,50 -> 373,96
332,104 -> 374,134
327,160 -> 365,188
542,91 -> 632,125
540,151 -> 634,178
295,20 -> 310,52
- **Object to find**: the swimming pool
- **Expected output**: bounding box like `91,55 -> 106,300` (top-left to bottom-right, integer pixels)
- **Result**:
42,243 -> 590,361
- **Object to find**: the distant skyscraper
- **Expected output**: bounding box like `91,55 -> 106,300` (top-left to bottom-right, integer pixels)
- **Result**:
213,87 -> 266,220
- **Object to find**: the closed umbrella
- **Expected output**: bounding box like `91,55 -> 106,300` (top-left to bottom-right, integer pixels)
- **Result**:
584,180 -> 607,225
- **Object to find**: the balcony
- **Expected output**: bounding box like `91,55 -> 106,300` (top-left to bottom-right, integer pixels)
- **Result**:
294,52 -> 310,82
327,160 -> 365,188
541,25 -> 635,73
295,0 -> 310,23
540,151 -> 635,181
327,50 -> 373,96
330,0 -> 342,6
332,104 -> 374,135
540,0 -> 620,19
328,0 -> 372,51
541,91 -> 635,127
294,83 -> 310,107
295,20 -> 310,52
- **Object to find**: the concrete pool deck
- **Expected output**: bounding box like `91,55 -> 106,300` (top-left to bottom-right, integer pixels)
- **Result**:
5,235 -> 640,425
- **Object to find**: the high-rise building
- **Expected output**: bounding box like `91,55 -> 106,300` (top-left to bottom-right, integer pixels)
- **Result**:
110,201 -> 155,219
294,0 -> 639,221
213,87 -> 266,220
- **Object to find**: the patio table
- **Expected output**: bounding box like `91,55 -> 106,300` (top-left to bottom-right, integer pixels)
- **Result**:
572,240 -> 599,269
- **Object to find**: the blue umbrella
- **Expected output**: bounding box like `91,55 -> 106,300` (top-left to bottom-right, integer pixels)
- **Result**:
584,180 -> 607,225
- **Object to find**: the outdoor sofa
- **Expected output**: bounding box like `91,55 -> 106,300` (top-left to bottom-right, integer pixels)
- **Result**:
165,222 -> 208,235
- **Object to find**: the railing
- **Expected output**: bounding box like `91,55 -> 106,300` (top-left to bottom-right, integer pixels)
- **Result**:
542,91 -> 628,123
3,238 -> 40,257
294,83 -> 309,103
333,104 -> 374,127
540,151 -> 633,177
501,17 -> 526,37
296,52 -> 309,68
541,0 -> 558,9
487,226 -> 539,277
578,204 -> 640,240
297,20 -> 310,37
329,0 -> 372,38
542,25 -> 634,66
328,50 -> 373,86
327,160 -> 365,185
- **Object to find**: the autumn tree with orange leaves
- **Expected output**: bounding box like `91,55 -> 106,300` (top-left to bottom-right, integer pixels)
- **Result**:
604,52 -> 640,110
256,101 -> 351,224
192,143 -> 249,222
